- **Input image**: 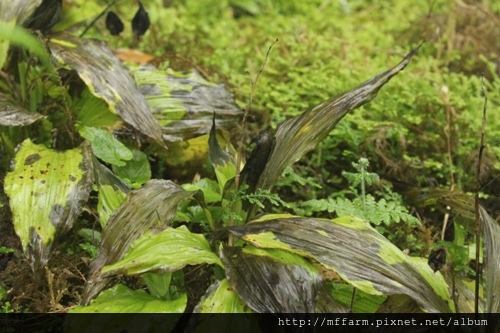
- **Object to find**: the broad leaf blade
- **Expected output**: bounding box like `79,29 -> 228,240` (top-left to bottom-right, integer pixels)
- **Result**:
229,216 -> 453,313
480,206 -> 500,312
4,139 -> 93,271
101,226 -> 223,277
47,33 -> 165,146
133,66 -> 242,142
220,244 -> 321,313
82,180 -> 197,304
71,284 -> 186,313
257,46 -> 420,190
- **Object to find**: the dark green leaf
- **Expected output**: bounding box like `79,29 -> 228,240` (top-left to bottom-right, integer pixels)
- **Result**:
78,126 -> 133,166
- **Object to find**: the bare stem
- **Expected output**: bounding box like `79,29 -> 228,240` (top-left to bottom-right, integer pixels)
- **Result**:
474,75 -> 487,315
228,39 -> 277,246
234,38 -> 278,190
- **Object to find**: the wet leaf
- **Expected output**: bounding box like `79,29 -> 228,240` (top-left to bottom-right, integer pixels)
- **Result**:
480,206 -> 500,312
256,46 -> 420,190
47,33 -> 165,146
71,284 -> 186,313
221,244 -> 321,313
101,226 -> 223,277
0,0 -> 43,24
4,139 -> 93,271
229,215 -> 454,313
133,66 -> 242,142
82,180 -> 198,304
0,94 -> 46,126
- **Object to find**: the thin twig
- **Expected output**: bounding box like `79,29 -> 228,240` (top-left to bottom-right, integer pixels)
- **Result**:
474,75 -> 487,315
80,1 -> 117,38
228,39 -> 277,246
441,86 -> 455,241
234,38 -> 278,190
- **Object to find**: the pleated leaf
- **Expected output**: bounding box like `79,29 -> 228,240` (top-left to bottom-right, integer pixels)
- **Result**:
133,66 -> 242,142
4,139 -> 93,271
480,206 -> 500,312
228,215 -> 454,313
82,180 -> 197,304
101,226 -> 223,277
47,33 -> 165,146
256,46 -> 420,190
221,244 -> 321,313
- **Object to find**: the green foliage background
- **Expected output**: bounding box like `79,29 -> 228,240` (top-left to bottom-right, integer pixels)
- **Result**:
0,0 -> 499,314
118,0 -> 500,199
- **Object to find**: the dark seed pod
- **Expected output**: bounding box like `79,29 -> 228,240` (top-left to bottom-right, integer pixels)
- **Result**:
428,248 -> 446,272
106,11 -> 124,36
132,1 -> 150,37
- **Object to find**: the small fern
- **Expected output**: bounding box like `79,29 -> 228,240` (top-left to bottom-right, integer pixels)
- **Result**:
304,158 -> 420,227
241,188 -> 289,209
